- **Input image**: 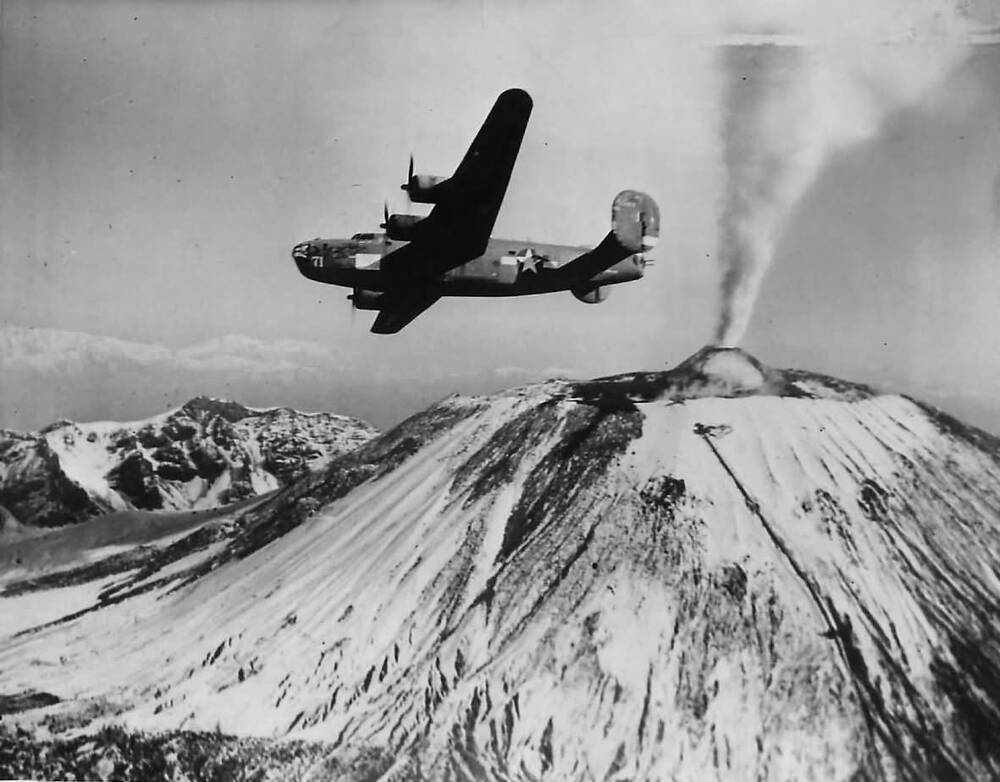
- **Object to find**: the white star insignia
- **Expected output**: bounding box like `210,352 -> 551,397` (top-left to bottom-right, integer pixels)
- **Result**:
518,250 -> 541,274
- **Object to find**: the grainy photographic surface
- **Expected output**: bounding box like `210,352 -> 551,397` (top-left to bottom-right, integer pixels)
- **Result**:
2,2 -> 1000,780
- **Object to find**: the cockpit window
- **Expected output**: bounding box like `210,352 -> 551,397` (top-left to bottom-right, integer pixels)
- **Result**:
351,233 -> 376,242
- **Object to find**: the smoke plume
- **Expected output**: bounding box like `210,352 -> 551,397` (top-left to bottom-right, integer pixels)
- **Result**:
713,2 -> 972,347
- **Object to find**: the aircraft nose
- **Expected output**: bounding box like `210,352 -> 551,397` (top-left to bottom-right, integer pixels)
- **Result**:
292,242 -> 310,262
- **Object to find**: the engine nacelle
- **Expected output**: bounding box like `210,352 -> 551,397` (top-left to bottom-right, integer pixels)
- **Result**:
383,214 -> 424,241
349,289 -> 385,311
571,285 -> 611,304
402,174 -> 449,203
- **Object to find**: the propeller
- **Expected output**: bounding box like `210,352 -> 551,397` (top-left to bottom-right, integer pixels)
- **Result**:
380,201 -> 391,245
401,154 -> 414,201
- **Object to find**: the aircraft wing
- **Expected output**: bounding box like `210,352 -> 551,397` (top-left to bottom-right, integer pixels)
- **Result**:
370,289 -> 441,334
382,88 -> 533,279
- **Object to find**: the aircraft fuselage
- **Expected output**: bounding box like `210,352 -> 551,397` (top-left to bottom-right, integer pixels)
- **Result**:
292,233 -> 645,297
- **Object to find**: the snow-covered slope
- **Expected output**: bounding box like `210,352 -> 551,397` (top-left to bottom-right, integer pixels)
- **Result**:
2,348 -> 999,781
0,396 -> 377,527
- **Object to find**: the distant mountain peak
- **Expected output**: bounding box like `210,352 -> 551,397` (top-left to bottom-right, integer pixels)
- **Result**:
178,396 -> 254,424
0,400 -> 378,527
36,418 -> 76,435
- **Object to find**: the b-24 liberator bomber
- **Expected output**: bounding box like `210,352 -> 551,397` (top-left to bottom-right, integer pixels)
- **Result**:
292,88 -> 660,333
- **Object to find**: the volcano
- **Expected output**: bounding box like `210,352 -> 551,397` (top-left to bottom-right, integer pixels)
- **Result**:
2,348 -> 1000,781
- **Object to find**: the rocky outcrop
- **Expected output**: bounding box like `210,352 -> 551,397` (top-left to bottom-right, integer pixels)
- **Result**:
0,397 -> 377,527
0,433 -> 108,527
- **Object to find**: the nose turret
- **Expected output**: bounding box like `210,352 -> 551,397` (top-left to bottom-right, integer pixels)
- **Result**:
291,238 -> 359,281
292,241 -> 311,262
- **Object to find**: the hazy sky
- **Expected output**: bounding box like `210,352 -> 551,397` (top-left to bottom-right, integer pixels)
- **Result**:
3,1 -> 999,428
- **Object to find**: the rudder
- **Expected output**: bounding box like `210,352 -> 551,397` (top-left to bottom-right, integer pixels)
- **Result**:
611,190 -> 660,254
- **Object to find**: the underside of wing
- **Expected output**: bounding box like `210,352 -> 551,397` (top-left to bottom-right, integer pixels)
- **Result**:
383,88 -> 533,279
370,290 -> 441,334
377,241 -> 432,282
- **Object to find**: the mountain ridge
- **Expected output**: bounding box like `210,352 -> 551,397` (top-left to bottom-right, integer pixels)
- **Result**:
0,395 -> 377,528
